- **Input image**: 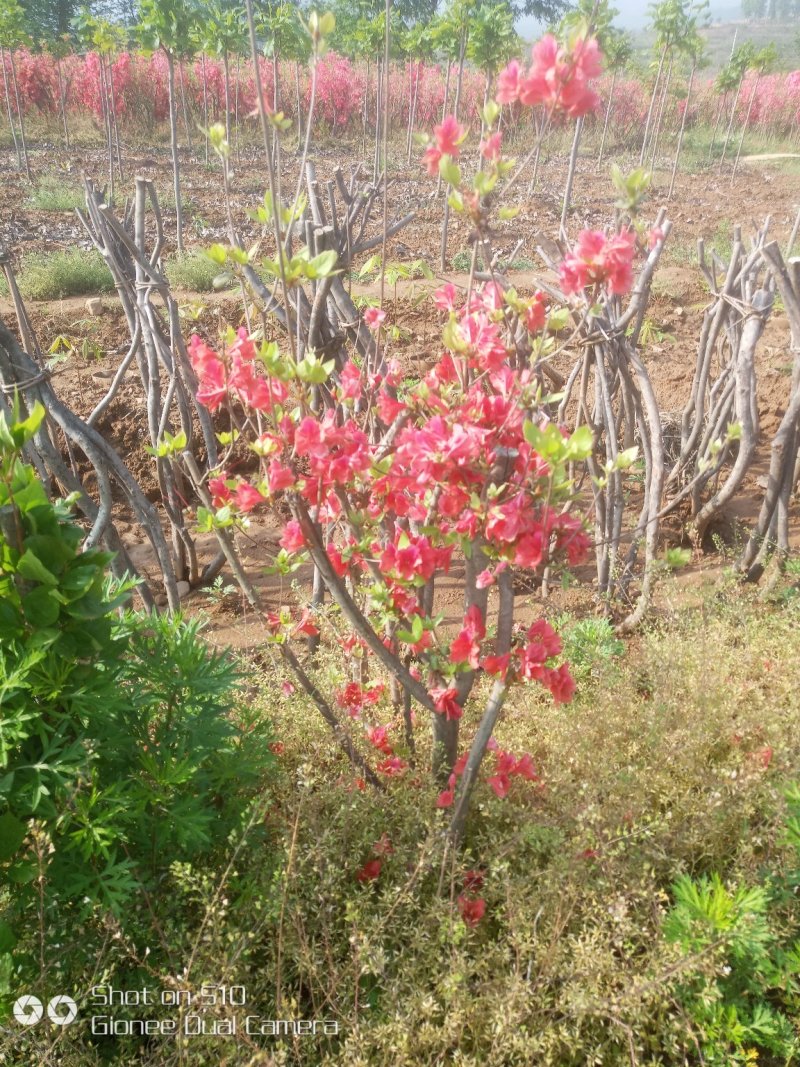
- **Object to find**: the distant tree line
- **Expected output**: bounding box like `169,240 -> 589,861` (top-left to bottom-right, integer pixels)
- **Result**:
18,0 -> 570,44
741,0 -> 800,18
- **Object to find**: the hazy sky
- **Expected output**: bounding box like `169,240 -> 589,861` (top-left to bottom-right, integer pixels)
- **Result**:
518,0 -> 741,36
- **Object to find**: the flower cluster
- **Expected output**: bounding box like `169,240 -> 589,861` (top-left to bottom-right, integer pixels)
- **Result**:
496,33 -> 602,118
560,229 -> 636,297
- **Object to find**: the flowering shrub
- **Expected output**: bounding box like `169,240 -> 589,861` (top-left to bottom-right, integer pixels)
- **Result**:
178,25 -> 628,840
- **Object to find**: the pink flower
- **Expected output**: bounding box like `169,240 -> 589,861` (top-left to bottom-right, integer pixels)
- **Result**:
267,460 -> 295,494
364,306 -> 386,330
434,114 -> 466,156
433,282 -> 459,312
520,34 -> 602,118
560,228 -> 635,296
496,59 -> 523,104
480,130 -> 502,162
339,359 -> 363,399
436,788 -> 454,808
649,226 -> 664,249
280,519 -> 306,553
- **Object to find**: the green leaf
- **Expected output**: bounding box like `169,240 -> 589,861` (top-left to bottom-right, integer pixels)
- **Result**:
0,813 -> 26,862
16,550 -> 58,586
438,155 -> 461,188
307,249 -> 338,279
0,922 -> 16,954
564,425 -> 594,461
22,586 -> 60,628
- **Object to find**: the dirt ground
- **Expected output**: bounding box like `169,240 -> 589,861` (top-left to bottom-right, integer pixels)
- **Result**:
1,141 -> 798,648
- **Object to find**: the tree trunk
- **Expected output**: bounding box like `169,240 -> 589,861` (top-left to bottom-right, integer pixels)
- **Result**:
99,54 -> 114,199
56,57 -> 70,150
8,49 -> 30,181
560,115 -> 584,236
596,68 -> 616,171
294,59 -> 301,141
719,72 -> 745,169
362,57 -> 369,160
106,54 -> 124,184
668,62 -> 695,200
648,54 -> 673,174
201,53 -> 209,164
639,45 -> 666,167
272,51 -> 280,172
178,59 -> 193,158
708,91 -> 725,161
1,47 -> 22,172
373,56 -> 382,181
234,53 -> 240,164
166,50 -> 184,253
731,72 -> 760,182
434,59 -> 452,198
406,59 -> 421,163
440,34 -> 466,272
223,49 -> 231,147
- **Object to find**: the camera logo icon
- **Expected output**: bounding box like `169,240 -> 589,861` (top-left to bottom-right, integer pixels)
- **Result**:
12,994 -> 78,1027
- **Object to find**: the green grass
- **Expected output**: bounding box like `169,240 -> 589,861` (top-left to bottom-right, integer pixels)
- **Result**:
25,175 -> 84,213
7,248 -> 114,301
164,251 -> 233,292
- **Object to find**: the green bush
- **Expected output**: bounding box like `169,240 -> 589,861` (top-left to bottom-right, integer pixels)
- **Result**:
0,404 -> 274,1030
12,248 -> 115,301
664,786 -> 800,1065
165,251 -> 233,292
25,176 -> 84,213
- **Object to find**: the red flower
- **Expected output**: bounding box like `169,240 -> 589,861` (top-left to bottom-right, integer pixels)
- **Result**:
430,687 -> 463,721
457,894 -> 486,927
366,725 -> 393,755
450,604 -> 486,669
356,859 -> 382,883
267,460 -> 295,494
234,482 -> 265,513
524,292 -> 547,334
280,519 -> 306,553
291,609 -> 319,638
546,663 -> 576,704
436,788 -> 455,808
488,774 -> 510,799
463,869 -> 484,892
377,756 -> 407,776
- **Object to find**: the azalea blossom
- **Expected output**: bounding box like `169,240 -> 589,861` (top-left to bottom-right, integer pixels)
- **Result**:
364,306 -> 386,330
356,859 -> 382,883
560,228 -> 636,296
457,894 -> 486,927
